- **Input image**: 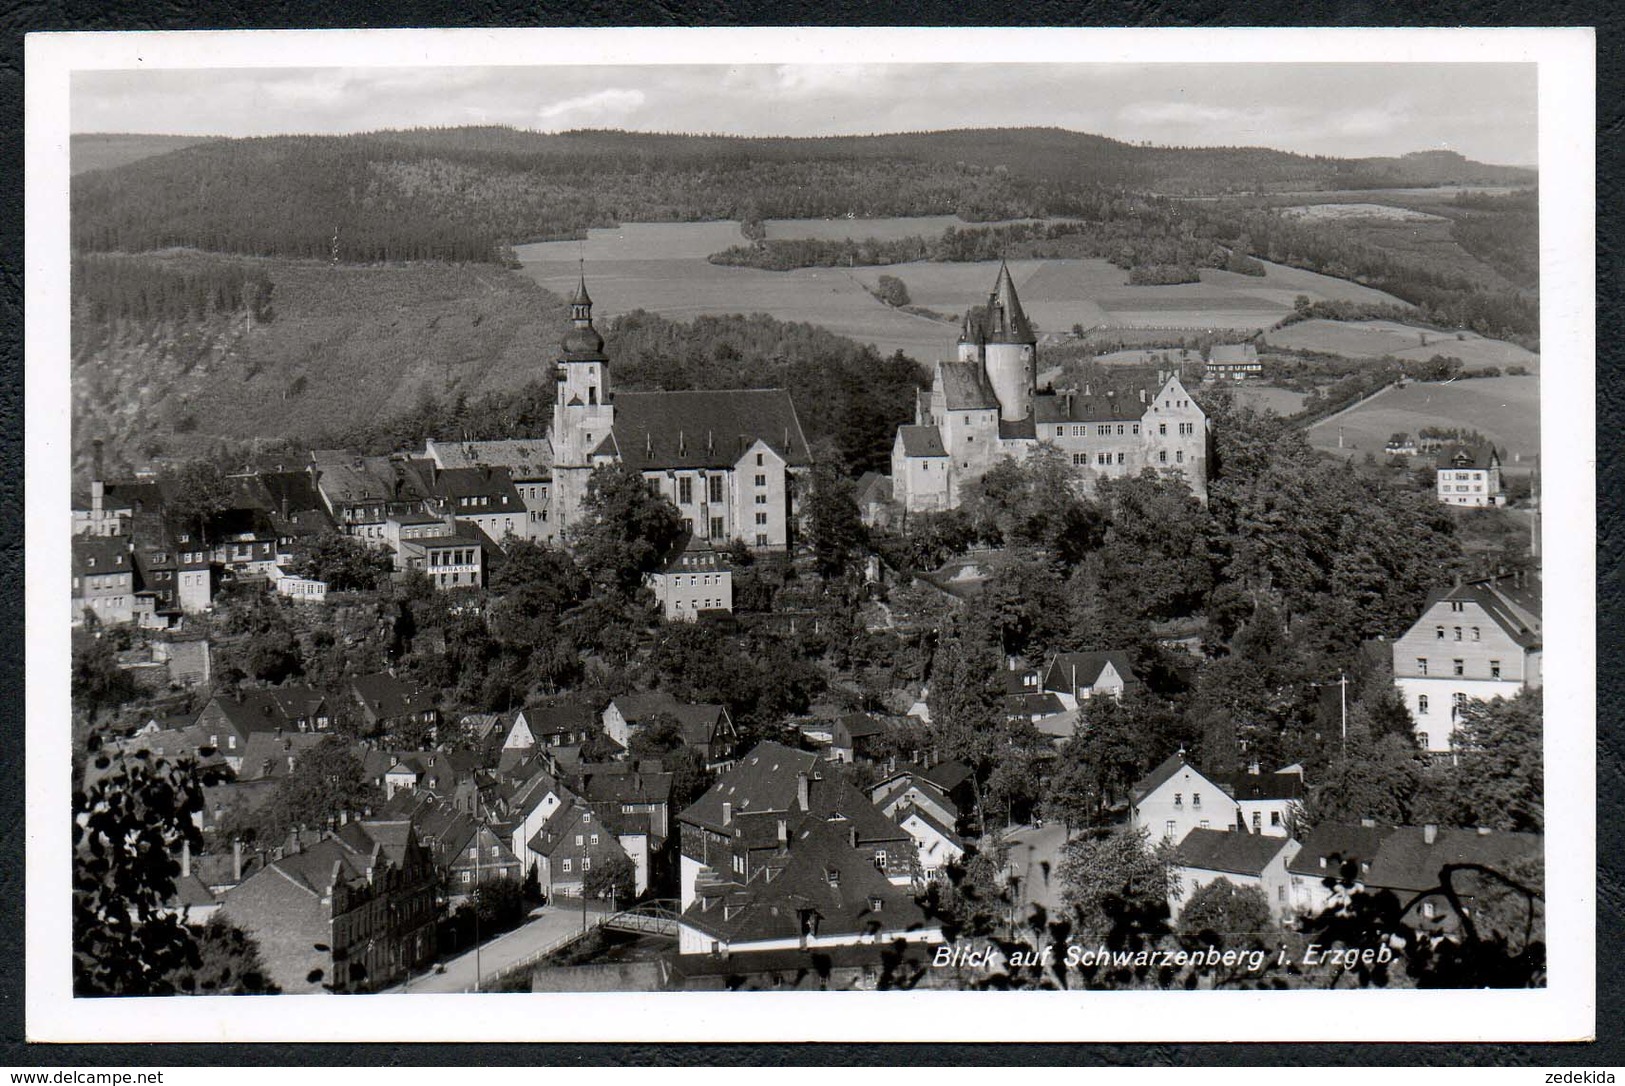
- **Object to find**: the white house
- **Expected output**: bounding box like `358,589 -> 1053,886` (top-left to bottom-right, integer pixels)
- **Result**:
647,537 -> 733,622
896,806 -> 965,882
1042,650 -> 1136,711
1128,752 -> 1242,846
1169,828 -> 1301,922
1434,443 -> 1505,507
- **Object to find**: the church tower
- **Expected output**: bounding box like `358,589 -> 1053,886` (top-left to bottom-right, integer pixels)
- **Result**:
980,262 -> 1037,422
549,275 -> 616,534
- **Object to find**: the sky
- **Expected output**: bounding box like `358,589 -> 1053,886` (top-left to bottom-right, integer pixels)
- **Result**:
70,62 -> 1540,166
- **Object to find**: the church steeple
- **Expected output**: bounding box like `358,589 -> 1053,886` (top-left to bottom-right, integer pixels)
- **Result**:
560,270 -> 606,360
985,260 -> 1035,346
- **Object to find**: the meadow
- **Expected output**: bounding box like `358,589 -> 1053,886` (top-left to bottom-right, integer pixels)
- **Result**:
518,219 -> 1419,360
1265,319 -> 1541,372
1305,376 -> 1541,467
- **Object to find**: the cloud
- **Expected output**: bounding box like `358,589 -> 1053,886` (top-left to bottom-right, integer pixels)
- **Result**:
1118,100 -> 1297,131
536,88 -> 646,126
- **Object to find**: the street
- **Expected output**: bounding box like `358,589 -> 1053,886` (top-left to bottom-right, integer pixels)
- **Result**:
387,900 -> 610,994
1001,821 -> 1073,918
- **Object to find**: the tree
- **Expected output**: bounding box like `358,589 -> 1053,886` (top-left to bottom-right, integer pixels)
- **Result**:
251,735 -> 381,847
802,453 -> 865,579
163,460 -> 234,546
585,850 -> 637,906
925,624 -> 1003,828
1056,826 -> 1174,946
569,462 -> 684,596
1301,731 -> 1424,828
1175,878 -> 1274,951
242,626 -> 302,684
874,274 -> 911,307
294,530 -> 395,593
72,633 -> 139,723
162,914 -> 280,995
1437,689 -> 1543,832
74,735 -> 213,995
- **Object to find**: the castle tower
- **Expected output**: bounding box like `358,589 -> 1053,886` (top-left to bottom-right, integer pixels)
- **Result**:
980,262 -> 1037,422
956,311 -> 983,365
549,275 -> 616,532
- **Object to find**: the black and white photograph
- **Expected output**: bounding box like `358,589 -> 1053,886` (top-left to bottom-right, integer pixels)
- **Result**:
24,27 -> 1595,1044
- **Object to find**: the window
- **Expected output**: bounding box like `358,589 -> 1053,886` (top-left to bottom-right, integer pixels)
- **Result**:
491,845 -> 500,858
1454,626 -> 1463,641
755,494 -> 767,505
678,477 -> 693,504
1073,453 -> 1087,466
1165,820 -> 1177,838
1453,692 -> 1468,711
1117,452 -> 1125,464
228,736 -> 236,750
1158,450 -> 1168,464
575,834 -> 584,846
754,473 -> 766,487
461,870 -> 471,883
1173,792 -> 1182,807
582,857 -> 591,872
755,512 -> 768,526
1277,885 -> 1287,902
708,476 -> 724,503
1252,811 -> 1262,831
1490,660 -> 1502,679
1056,427 -> 1065,437
710,517 -> 724,539
1097,425 -> 1109,436
1453,659 -> 1464,677
1449,601 -> 1465,612
1159,423 -> 1167,436
1176,450 -> 1184,463
561,858 -> 571,873
1418,694 -> 1430,714
874,850 -> 887,870
582,811 -> 590,823
1193,793 -> 1202,808
1132,424 -> 1140,435
755,533 -> 768,546
1116,424 -> 1124,435
756,453 -> 764,466
1270,811 -> 1281,826
1417,658 -> 1428,676
590,834 -> 599,846
1436,625 -> 1445,639
1199,819 -> 1210,829
1472,626 -> 1481,641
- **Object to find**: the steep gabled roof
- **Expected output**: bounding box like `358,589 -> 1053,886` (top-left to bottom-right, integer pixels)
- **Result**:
1172,827 -> 1292,877
1417,582 -> 1541,649
1286,822 -> 1398,879
1435,443 -> 1500,471
1362,826 -> 1541,894
427,438 -> 553,479
1130,751 -> 1215,806
350,673 -> 436,719
936,361 -> 1000,412
1213,770 -> 1305,803
1044,650 -> 1138,693
897,425 -> 948,458
981,261 -> 1036,346
613,389 -> 812,470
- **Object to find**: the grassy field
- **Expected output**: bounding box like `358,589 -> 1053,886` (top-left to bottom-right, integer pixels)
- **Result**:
1266,319 -> 1541,371
1305,376 -> 1541,466
761,215 -> 1057,242
517,218 -> 1424,361
1221,384 -> 1310,416
1279,203 -> 1448,222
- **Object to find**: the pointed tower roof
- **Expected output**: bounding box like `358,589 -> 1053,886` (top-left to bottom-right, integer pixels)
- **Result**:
570,275 -> 592,308
985,261 -> 1035,346
560,274 -> 606,359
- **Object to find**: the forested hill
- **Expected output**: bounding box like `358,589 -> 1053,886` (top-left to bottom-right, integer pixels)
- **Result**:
70,127 -> 1535,265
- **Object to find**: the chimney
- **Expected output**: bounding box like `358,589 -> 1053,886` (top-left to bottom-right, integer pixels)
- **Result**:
849,827 -> 859,850
233,838 -> 243,882
1423,823 -> 1439,845
721,801 -> 732,826
91,438 -> 105,483
181,838 -> 191,879
796,772 -> 810,812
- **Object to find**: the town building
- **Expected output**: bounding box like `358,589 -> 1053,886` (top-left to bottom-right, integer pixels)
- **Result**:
1435,443 -> 1506,507
894,804 -> 965,883
1211,765 -> 1305,837
1042,650 -> 1138,709
545,278 -> 812,549
1391,571 -> 1542,753
647,537 -> 733,622
381,791 -> 522,902
393,526 -> 487,590
349,672 -> 439,741
423,437 -> 555,542
869,770 -> 961,833
1204,343 -> 1263,380
888,263 -> 1210,514
194,687 -> 331,771
1168,827 -> 1301,922
829,713 -> 887,765
527,797 -> 637,901
601,691 -> 740,768
218,820 -> 439,994
71,535 -> 136,626
677,741 -> 914,909
677,815 -> 942,957
1129,752 -> 1242,846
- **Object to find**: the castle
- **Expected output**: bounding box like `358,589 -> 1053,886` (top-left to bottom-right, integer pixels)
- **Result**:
889,263 -> 1210,513
546,278 -> 812,548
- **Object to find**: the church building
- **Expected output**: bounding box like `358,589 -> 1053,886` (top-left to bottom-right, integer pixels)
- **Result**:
890,264 -> 1211,513
547,278 -> 812,549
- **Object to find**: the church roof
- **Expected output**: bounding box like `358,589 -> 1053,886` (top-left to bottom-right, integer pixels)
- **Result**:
613,389 -> 812,471
936,361 -> 1000,411
570,276 -> 592,307
897,425 -> 947,458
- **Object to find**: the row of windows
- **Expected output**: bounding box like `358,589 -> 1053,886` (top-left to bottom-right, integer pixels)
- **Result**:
1416,657 -> 1501,678
675,476 -> 731,505
1435,625 -> 1481,641
559,856 -> 590,873
1447,484 -> 1485,493
428,549 -> 477,567
674,597 -> 724,610
1416,692 -> 1472,715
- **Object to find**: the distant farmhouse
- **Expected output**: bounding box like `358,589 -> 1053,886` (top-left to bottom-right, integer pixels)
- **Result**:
1204,343 -> 1262,380
888,263 -> 1211,514
1434,442 -> 1506,508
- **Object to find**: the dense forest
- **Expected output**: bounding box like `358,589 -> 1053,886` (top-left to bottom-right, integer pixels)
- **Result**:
72,254 -> 275,325
71,126 -> 1533,264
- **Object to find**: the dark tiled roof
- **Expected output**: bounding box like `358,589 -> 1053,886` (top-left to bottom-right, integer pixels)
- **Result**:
350,673 -> 436,719
1214,770 -> 1306,803
919,760 -> 972,794
1044,650 -> 1138,694
73,536 -> 133,577
1362,826 -> 1541,894
836,713 -> 886,741
680,741 -> 821,832
1434,443 -> 1500,471
1286,823 -> 1398,879
936,361 -> 999,411
612,389 -> 812,470
898,804 -> 962,848
1209,344 -> 1260,364
1418,582 -> 1541,649
522,700 -> 598,738
854,472 -> 893,505
428,438 -> 553,479
609,691 -> 727,747
1130,752 -> 1205,805
236,731 -> 327,780
998,417 -> 1038,440
680,817 -> 930,946
897,425 -> 947,458
977,262 -> 1036,346
1172,828 -> 1291,877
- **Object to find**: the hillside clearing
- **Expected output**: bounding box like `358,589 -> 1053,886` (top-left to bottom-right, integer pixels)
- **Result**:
1305,376 -> 1540,466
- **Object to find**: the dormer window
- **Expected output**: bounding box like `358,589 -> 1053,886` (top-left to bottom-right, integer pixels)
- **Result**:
868,896 -> 883,913
826,868 -> 840,887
